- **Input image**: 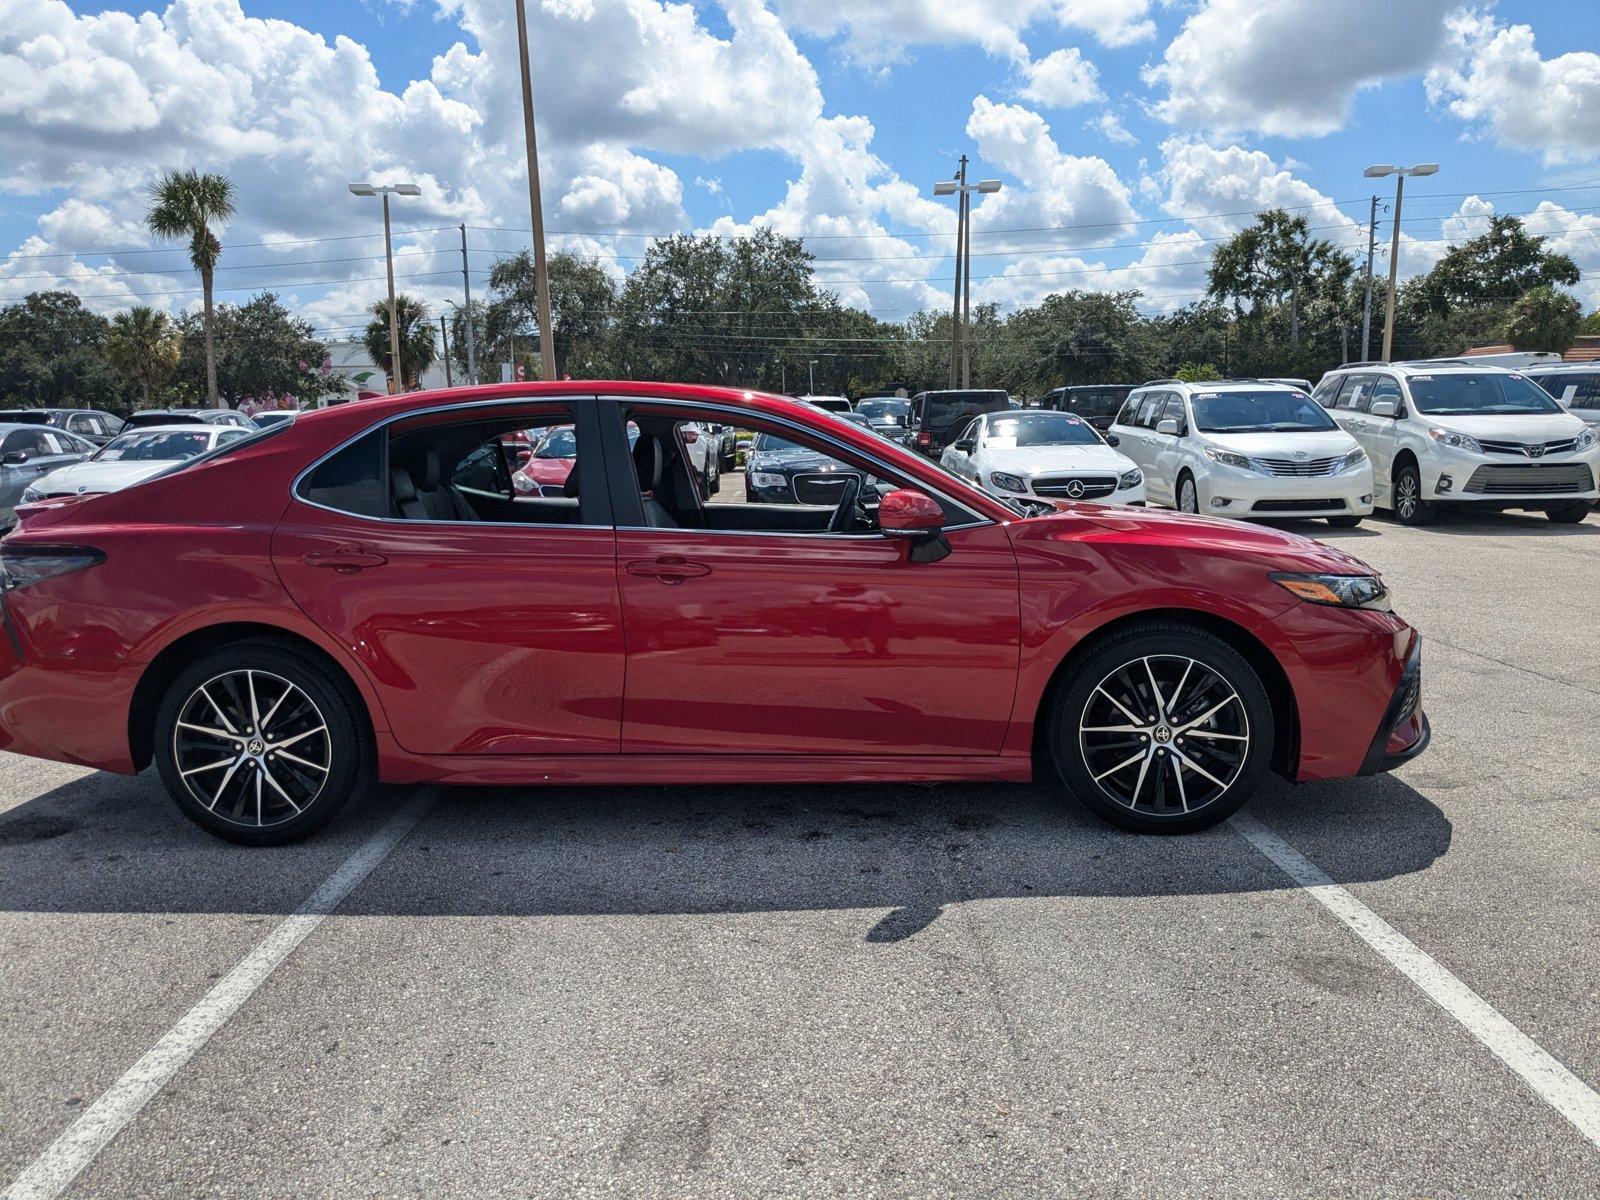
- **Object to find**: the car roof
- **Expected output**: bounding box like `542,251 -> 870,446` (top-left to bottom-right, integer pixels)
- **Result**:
1326,361 -> 1519,376
1137,379 -> 1300,393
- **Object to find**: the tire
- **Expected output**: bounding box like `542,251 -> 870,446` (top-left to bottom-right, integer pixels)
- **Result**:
1392,461 -> 1434,525
1177,473 -> 1199,514
705,455 -> 721,496
1046,622 -> 1275,834
1545,501 -> 1590,524
153,639 -> 370,845
1326,515 -> 1362,528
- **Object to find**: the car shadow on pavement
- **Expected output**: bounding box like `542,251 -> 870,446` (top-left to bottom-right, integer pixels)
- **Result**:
0,767 -> 1451,942
1367,510 -> 1598,537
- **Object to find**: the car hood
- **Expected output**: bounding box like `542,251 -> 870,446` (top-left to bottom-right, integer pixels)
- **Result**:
1200,429 -> 1357,458
1419,412 -> 1588,440
521,457 -> 574,483
751,449 -> 848,471
985,444 -> 1136,475
1025,502 -> 1377,575
29,460 -> 173,495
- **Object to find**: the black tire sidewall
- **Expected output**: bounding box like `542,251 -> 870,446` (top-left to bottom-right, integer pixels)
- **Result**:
1048,624 -> 1275,834
153,641 -> 368,846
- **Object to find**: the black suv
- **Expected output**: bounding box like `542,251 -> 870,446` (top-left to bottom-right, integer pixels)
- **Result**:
0,407 -> 125,447
1040,385 -> 1134,432
905,389 -> 1011,456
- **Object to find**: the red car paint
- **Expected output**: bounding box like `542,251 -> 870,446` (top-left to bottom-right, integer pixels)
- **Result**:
0,381 -> 1422,791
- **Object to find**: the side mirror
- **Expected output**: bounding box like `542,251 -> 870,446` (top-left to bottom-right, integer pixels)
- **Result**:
681,428 -> 699,445
1104,433 -> 1120,448
953,437 -> 975,453
2,451 -> 27,465
880,488 -> 951,562
1156,417 -> 1182,437
1369,398 -> 1399,418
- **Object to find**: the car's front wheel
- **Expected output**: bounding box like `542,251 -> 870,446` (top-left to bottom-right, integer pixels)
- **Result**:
1177,473 -> 1199,514
1392,462 -> 1434,525
1545,501 -> 1590,524
153,639 -> 369,845
1047,623 -> 1274,833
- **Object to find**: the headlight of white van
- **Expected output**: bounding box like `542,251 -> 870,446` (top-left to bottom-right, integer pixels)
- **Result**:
1203,447 -> 1255,471
1428,427 -> 1483,454
1339,446 -> 1368,471
1578,428 -> 1597,449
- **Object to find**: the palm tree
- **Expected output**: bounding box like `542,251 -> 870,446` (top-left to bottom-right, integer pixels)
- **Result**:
145,169 -> 235,408
105,306 -> 182,407
364,294 -> 437,390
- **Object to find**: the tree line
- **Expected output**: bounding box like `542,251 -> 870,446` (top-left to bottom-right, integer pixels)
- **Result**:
1,195 -> 1593,414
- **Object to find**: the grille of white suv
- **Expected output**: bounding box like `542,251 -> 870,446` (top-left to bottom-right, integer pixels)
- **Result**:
1477,437 -> 1580,457
1252,455 -> 1344,477
1461,464 -> 1594,495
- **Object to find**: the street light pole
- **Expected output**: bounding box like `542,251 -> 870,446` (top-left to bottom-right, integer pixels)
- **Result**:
460,223 -> 477,384
1360,195 -> 1378,361
513,0 -> 557,382
349,182 -> 421,394
933,166 -> 1002,389
1364,163 -> 1438,362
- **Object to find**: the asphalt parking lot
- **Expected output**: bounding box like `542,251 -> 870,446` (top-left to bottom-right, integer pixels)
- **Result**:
2,506 -> 1598,1198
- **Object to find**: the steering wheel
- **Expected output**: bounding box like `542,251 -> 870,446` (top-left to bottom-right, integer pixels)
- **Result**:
827,474 -> 864,533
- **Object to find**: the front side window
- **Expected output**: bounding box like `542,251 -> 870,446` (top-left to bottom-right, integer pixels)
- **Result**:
1134,392 -> 1168,428
1406,372 -> 1563,416
1114,395 -> 1144,426
1190,390 -> 1339,434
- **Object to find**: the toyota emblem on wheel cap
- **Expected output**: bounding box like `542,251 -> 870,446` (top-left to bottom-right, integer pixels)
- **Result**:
1065,479 -> 1086,498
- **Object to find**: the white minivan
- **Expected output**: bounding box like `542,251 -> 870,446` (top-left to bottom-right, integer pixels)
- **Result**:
1109,380 -> 1373,525
1312,362 -> 1599,524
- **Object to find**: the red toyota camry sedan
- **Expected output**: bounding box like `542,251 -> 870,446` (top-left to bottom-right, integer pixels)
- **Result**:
0,383 -> 1427,844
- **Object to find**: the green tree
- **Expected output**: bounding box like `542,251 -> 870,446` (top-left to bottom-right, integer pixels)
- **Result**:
1173,361 -> 1222,382
364,294 -> 436,390
1578,308 -> 1600,335
172,292 -> 335,408
1412,214 -> 1579,316
1505,286 -> 1581,353
1207,209 -> 1355,349
987,290 -> 1154,396
144,169 -> 236,407
0,292 -> 131,412
485,250 -> 618,379
105,306 -> 181,407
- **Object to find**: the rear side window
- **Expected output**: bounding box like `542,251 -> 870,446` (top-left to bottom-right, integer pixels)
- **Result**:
300,432 -> 388,518
1534,372 -> 1600,410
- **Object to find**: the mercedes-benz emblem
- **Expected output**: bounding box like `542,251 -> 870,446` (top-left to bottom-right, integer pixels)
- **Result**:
1065,479 -> 1086,498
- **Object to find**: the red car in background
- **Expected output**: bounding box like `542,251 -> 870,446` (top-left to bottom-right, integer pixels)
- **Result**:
0,382 -> 1426,844
510,424 -> 577,496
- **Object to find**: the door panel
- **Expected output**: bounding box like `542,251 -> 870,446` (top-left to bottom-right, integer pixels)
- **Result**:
615,524 -> 1021,756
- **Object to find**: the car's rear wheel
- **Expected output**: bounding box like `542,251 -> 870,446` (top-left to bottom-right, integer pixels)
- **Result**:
1047,623 -> 1274,834
1392,462 -> 1434,525
1544,501 -> 1590,524
153,640 -> 369,845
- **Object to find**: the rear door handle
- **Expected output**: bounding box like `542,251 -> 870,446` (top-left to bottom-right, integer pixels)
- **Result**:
626,556 -> 712,584
302,546 -> 389,572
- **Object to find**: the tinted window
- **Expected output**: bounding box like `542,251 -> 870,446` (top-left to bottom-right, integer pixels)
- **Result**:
1061,387 -> 1132,418
1335,374 -> 1375,413
1113,395 -> 1143,426
856,400 -> 909,420
1190,390 -> 1338,433
1312,377 -> 1341,407
301,432 -> 387,517
1134,392 -> 1168,428
383,409 -> 589,523
1407,372 -> 1561,416
1531,372 -> 1600,411
920,391 -> 1009,434
2,429 -> 47,456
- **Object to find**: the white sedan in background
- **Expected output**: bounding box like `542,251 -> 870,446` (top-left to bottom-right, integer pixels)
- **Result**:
20,425 -> 253,508
939,409 -> 1146,505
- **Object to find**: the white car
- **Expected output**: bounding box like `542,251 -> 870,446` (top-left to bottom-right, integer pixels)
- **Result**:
1313,362 -> 1599,524
939,409 -> 1145,505
1523,363 -> 1600,434
20,424 -> 253,506
1110,380 -> 1373,526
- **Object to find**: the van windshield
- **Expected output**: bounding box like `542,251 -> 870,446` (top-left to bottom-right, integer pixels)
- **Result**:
1191,390 -> 1337,433
1408,373 -> 1563,416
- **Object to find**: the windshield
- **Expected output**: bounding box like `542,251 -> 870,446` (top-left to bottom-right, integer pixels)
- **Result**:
985,412 -> 1102,448
95,431 -> 213,462
534,427 -> 578,458
857,400 -> 909,420
1408,372 -> 1562,416
1191,390 -> 1337,433
753,432 -> 810,454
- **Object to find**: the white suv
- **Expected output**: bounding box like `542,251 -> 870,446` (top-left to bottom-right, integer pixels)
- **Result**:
1313,362 -> 1599,524
1109,380 -> 1373,526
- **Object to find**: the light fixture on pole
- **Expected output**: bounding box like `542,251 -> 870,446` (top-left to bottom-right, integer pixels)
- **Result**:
1363,163 -> 1438,362
513,0 -> 557,382
933,165 -> 1002,388
349,182 -> 421,394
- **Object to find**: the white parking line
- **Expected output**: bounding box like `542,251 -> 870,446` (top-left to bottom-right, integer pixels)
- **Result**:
1,790 -> 435,1200
1233,812 -> 1600,1153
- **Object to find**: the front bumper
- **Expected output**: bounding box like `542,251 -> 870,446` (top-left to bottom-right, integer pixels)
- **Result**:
1201,464 -> 1375,518
1359,636 -> 1428,775
1422,448 -> 1599,503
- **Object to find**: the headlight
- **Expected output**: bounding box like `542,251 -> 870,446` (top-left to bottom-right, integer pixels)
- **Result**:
1578,428 -> 1597,449
19,486 -> 41,504
1271,572 -> 1391,612
1340,446 -> 1368,471
989,471 -> 1027,493
1428,427 -> 1482,453
1204,446 -> 1256,471
1117,468 -> 1142,489
749,472 -> 789,489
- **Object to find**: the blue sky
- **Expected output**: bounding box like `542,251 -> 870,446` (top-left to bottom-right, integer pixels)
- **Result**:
3,0 -> 1598,336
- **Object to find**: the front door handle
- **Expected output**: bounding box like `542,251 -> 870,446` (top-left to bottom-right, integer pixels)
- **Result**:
302,545 -> 389,572
626,556 -> 712,584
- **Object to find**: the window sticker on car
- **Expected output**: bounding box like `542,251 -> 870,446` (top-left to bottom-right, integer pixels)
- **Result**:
1197,392 -> 1219,399
1411,375 -> 1433,381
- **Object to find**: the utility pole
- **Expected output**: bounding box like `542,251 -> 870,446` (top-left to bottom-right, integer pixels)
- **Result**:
961,181 -> 974,387
1365,163 -> 1439,361
440,314 -> 452,387
460,223 -> 477,383
347,182 -> 420,393
808,359 -> 816,393
948,156 -> 966,388
1360,195 -> 1378,361
513,0 -> 557,381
